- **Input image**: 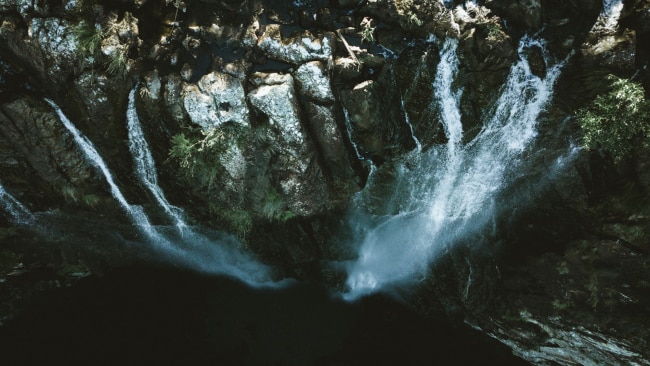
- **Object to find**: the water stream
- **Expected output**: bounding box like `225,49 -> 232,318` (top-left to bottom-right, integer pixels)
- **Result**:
345,35 -> 566,299
46,98 -> 272,284
127,86 -> 187,234
45,98 -> 161,241
0,181 -> 32,224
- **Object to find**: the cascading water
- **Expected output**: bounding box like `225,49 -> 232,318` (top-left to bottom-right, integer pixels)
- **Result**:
46,98 -> 273,284
344,35 -> 566,299
127,86 -> 187,234
0,181 -> 33,224
45,99 -> 161,241
594,0 -> 624,32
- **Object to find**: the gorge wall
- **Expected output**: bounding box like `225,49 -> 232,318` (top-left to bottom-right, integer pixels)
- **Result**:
1,0 -> 649,363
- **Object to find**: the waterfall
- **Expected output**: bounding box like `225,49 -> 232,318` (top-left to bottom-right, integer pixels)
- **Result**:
0,182 -> 33,224
127,86 -> 187,234
344,35 -> 565,299
45,99 -> 160,240
46,98 -> 274,285
594,0 -> 624,32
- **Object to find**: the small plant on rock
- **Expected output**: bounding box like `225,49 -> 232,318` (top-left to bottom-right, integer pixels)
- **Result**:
73,21 -> 103,68
358,17 -> 376,44
106,48 -> 130,77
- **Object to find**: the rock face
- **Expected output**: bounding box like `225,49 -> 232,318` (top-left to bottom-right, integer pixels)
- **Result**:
0,97 -> 96,207
248,72 -> 328,216
340,68 -> 417,163
182,71 -> 250,130
1,0 -> 650,362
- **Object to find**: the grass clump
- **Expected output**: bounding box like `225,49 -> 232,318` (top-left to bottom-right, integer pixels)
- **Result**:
576,75 -> 650,161
73,21 -> 103,66
261,191 -> 294,222
106,48 -> 129,77
168,124 -> 245,188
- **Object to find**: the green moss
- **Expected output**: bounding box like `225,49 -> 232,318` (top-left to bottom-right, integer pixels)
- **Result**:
220,209 -> 253,238
82,194 -> 101,209
576,75 -> 650,161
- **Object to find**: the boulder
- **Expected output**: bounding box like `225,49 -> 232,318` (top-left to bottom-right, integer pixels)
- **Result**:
0,97 -> 94,186
248,72 -> 328,216
257,24 -> 334,65
0,16 -> 77,87
484,0 -> 542,29
182,71 -> 250,130
581,29 -> 637,72
339,67 -> 417,163
294,61 -> 335,103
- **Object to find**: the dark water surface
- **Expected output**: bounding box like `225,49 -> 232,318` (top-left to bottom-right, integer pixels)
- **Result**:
0,266 -> 529,366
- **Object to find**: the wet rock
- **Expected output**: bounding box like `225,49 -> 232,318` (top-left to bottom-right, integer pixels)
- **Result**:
294,61 -> 334,103
257,24 -> 334,65
0,97 -> 94,186
0,16 -> 77,87
182,71 -> 249,130
339,67 -> 417,163
248,72 -> 328,216
163,73 -> 186,122
581,29 -> 637,72
485,0 -> 542,29
390,45 -> 442,147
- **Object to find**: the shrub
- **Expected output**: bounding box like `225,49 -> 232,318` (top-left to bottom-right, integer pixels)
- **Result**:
576,75 -> 650,161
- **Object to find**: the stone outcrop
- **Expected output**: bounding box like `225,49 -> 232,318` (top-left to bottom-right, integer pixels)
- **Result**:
0,97 -> 94,197
182,71 -> 250,130
340,67 -> 417,163
248,72 -> 328,216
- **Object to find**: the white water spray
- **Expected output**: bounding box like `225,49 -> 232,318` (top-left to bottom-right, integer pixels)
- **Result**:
46,98 -> 273,285
345,35 -> 566,299
127,86 -> 187,234
593,0 -> 624,32
0,182 -> 33,224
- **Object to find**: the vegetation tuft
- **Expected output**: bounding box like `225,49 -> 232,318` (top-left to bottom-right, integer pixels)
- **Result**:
168,124 -> 246,188
575,75 -> 650,161
73,21 -> 103,66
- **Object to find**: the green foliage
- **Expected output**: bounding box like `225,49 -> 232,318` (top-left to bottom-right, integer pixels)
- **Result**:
82,194 -> 101,209
485,22 -> 502,39
221,209 -> 253,238
576,75 -> 650,161
358,17 -> 375,44
61,184 -> 79,203
168,125 -> 245,188
73,21 -> 103,61
106,48 -> 129,77
261,190 -> 294,222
